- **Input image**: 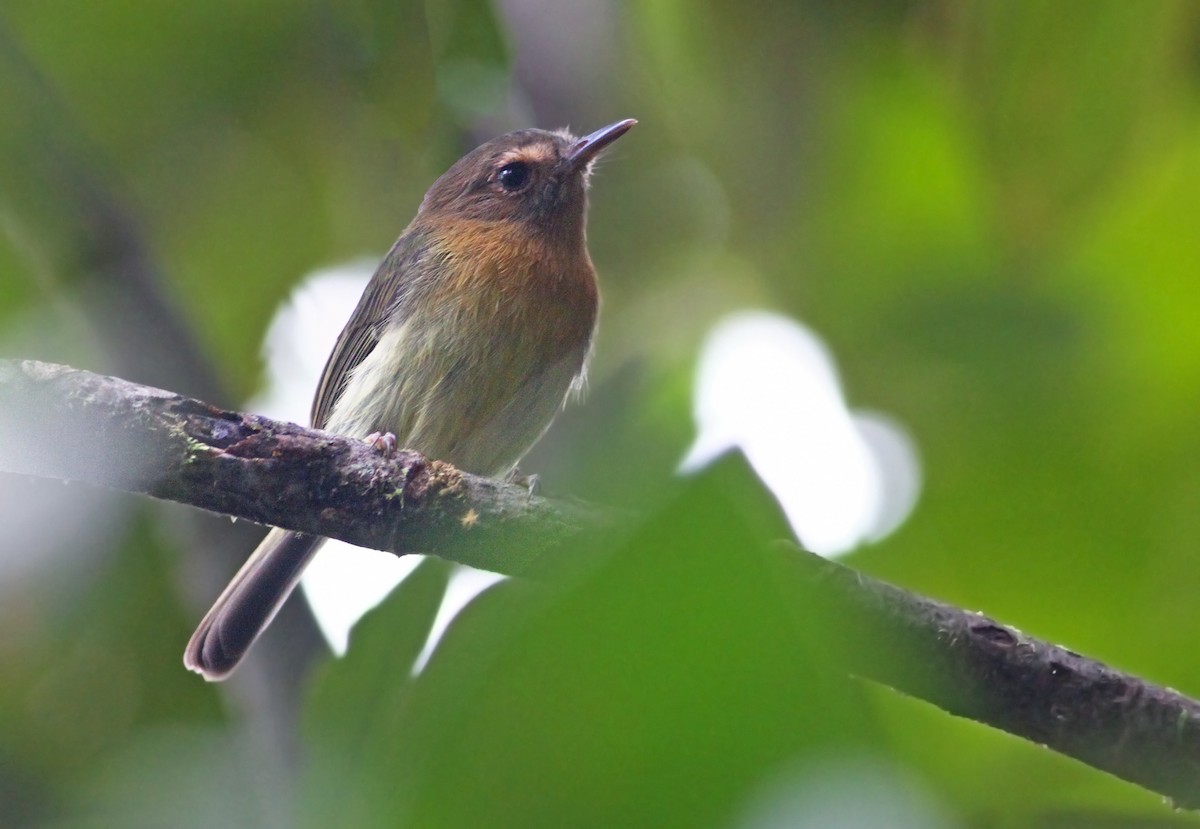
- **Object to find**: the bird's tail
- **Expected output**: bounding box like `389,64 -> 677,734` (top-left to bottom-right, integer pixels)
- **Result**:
184,528 -> 323,681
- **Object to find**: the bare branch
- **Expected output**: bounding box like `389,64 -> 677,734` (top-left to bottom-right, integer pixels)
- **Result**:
0,359 -> 594,574
3,357 -> 1199,808
785,542 -> 1200,809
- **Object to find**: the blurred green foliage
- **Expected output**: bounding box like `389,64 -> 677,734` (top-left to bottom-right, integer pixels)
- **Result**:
2,0 -> 1200,826
306,464 -> 877,829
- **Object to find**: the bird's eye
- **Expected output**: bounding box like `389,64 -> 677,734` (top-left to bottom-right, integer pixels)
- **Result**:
496,161 -> 532,192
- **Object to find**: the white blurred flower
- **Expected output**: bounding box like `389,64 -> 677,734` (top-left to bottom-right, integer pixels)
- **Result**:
681,311 -> 920,556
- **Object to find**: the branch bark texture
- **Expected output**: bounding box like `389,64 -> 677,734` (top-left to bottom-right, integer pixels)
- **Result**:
0,359 -> 591,574
2,358 -> 1199,808
791,544 -> 1200,809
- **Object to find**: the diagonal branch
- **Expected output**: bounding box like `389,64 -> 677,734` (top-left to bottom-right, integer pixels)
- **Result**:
2,358 -> 1199,808
793,542 -> 1200,809
0,359 -> 595,575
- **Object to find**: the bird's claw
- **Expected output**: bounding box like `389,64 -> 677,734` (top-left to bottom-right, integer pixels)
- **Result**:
365,431 -> 398,457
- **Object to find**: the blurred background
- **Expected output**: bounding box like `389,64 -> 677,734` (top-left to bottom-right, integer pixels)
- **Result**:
2,1 -> 1200,826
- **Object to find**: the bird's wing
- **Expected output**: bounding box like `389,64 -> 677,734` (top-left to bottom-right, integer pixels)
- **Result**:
310,236 -> 427,429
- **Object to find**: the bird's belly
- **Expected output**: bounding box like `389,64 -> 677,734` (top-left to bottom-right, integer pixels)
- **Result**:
324,314 -> 587,477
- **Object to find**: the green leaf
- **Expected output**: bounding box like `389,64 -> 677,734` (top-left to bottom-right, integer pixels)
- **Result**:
302,456 -> 880,828
302,555 -> 452,828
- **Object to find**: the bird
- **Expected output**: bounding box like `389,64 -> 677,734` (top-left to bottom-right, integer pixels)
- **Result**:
184,118 -> 636,680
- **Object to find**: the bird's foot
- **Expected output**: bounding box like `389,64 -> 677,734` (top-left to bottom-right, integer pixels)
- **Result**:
365,431 -> 398,457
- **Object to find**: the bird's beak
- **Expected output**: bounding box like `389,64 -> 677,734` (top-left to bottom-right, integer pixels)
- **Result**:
567,118 -> 637,170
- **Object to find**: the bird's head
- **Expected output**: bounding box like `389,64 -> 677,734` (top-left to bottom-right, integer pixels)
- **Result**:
418,119 -> 636,241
